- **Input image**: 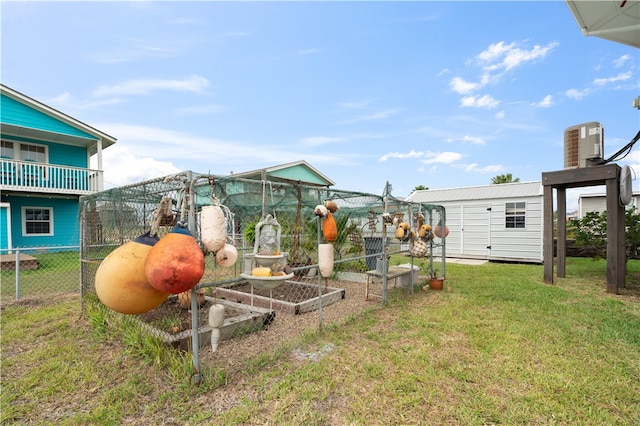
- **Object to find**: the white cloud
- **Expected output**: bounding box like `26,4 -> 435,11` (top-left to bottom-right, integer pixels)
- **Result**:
463,163 -> 504,173
92,75 -> 209,97
613,54 -> 630,68
532,94 -> 553,108
476,41 -> 558,73
460,94 -> 500,109
461,135 -> 486,145
420,151 -> 461,164
339,108 -> 401,124
566,88 -> 589,100
97,145 -> 182,188
450,41 -> 558,99
339,100 -> 374,109
379,149 -> 424,162
449,77 -> 481,95
47,91 -> 124,111
593,72 -> 632,86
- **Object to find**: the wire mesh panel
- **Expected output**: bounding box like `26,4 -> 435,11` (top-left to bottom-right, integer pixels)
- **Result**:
79,171 -> 446,382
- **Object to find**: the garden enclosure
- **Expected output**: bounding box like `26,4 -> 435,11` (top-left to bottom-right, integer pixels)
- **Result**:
74,170 -> 445,382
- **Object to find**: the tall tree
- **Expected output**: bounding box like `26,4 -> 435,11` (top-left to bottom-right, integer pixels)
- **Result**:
491,173 -> 520,184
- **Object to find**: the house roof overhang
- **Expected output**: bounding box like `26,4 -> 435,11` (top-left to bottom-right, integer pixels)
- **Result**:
565,0 -> 640,48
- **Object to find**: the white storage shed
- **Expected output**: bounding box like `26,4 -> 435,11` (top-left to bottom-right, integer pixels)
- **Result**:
406,181 -> 544,263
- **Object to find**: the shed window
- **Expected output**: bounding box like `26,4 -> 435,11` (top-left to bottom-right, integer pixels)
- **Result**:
23,207 -> 53,236
505,202 -> 525,229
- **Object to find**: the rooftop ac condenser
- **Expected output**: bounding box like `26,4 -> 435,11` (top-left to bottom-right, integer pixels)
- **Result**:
564,122 -> 604,168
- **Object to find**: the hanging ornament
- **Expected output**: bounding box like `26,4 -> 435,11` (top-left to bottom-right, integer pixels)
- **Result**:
145,222 -> 205,294
94,231 -> 169,315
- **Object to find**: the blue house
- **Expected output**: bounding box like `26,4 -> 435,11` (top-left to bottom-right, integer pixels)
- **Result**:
0,84 -> 117,251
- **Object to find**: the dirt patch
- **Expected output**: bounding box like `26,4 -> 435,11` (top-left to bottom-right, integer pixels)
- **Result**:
138,297 -> 248,335
218,280 -> 336,303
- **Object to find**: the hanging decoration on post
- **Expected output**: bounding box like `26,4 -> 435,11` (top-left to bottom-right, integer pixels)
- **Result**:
318,243 -> 334,277
145,221 -> 206,294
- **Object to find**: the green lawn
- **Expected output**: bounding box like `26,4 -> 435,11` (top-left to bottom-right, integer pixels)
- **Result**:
2,257 -> 639,425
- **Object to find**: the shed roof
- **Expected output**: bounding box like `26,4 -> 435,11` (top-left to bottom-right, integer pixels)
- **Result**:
406,181 -> 543,203
230,160 -> 335,187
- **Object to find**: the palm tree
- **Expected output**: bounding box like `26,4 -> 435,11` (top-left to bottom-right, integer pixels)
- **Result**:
491,173 -> 520,184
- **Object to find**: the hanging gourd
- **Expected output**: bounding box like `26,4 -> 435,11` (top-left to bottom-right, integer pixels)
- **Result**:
94,231 -> 169,315
434,222 -> 449,238
318,243 -> 334,277
323,211 -> 338,242
145,222 -> 205,294
200,204 -> 227,253
215,243 -> 238,267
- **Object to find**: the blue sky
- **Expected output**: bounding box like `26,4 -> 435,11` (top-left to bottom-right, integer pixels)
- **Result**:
2,1 -> 638,211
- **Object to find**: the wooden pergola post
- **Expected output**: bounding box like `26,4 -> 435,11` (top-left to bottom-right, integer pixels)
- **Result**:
541,164 -> 625,293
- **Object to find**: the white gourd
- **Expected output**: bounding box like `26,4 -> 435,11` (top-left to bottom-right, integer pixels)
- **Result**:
318,243 -> 334,278
200,205 -> 227,252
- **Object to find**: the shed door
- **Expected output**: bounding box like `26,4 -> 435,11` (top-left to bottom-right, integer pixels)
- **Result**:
462,204 -> 490,258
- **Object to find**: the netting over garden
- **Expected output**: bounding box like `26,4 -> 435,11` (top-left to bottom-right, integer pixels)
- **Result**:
79,170 -> 446,381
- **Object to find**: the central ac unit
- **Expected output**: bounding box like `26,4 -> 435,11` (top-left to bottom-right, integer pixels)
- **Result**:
564,122 -> 604,168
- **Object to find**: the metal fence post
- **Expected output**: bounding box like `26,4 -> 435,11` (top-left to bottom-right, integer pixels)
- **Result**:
15,249 -> 20,300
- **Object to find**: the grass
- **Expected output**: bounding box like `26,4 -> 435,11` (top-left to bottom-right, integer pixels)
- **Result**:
2,257 -> 639,425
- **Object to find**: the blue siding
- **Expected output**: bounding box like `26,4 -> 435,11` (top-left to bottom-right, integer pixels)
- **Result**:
1,94 -> 96,140
270,164 -> 328,185
2,195 -> 80,248
1,134 -> 87,168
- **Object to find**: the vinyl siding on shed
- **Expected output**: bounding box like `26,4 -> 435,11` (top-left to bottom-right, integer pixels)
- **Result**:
408,182 -> 543,263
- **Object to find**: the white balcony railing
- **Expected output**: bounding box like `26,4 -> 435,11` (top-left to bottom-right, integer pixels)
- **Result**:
0,159 -> 103,195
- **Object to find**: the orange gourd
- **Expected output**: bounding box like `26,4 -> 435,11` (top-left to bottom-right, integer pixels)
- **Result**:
323,212 -> 338,242
434,224 -> 449,238
94,232 -> 169,315
144,223 -> 205,294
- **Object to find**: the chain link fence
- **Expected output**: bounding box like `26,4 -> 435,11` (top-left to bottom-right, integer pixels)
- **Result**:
1,246 -> 81,303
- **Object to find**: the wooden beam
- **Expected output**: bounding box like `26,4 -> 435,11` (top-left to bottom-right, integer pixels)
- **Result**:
606,175 -> 626,294
542,164 -> 620,188
557,188 -> 567,278
543,185 -> 554,283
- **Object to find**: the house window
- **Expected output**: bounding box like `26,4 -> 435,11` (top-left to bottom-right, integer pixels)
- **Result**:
1,141 -> 14,158
19,143 -> 47,162
505,202 -> 525,229
22,207 -> 53,236
1,140 -> 48,162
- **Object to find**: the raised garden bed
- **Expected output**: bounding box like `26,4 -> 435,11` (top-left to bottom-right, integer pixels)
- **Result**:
213,280 -> 345,315
137,296 -> 275,350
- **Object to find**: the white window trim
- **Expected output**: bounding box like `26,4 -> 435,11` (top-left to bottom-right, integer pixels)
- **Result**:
1,140 -> 49,162
505,201 -> 526,229
21,206 -> 54,237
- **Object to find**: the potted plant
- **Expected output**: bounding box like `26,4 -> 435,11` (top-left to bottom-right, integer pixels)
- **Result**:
427,267 -> 444,290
